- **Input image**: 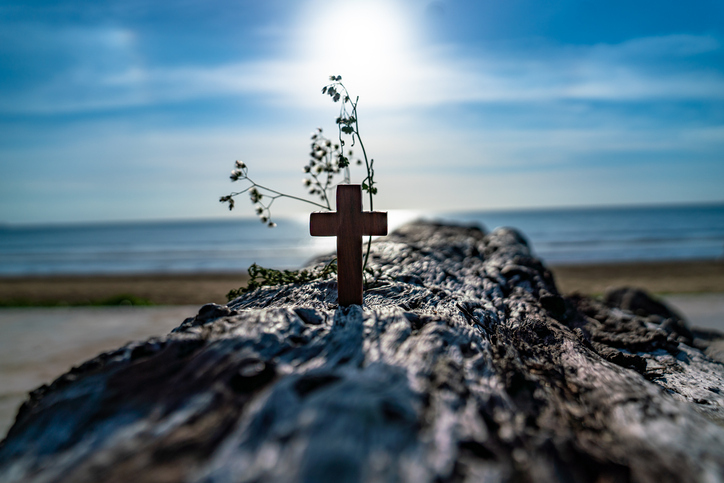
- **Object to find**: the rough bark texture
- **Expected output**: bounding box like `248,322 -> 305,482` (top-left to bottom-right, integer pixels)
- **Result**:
1,221 -> 723,483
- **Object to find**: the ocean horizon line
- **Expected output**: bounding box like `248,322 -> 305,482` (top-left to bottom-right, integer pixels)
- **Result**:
2,200 -> 723,230
1,203 -> 723,276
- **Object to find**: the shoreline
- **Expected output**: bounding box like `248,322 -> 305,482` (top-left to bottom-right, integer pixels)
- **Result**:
0,260 -> 723,306
550,259 -> 724,295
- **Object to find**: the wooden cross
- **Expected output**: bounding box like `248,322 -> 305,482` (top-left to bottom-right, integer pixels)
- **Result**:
310,184 -> 387,306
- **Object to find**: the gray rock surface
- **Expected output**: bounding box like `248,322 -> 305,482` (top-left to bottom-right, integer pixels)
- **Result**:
1,221 -> 723,483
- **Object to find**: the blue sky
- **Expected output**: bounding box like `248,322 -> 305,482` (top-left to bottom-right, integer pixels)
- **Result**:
1,0 -> 723,224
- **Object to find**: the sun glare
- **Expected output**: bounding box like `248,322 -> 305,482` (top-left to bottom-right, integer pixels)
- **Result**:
296,0 -> 419,104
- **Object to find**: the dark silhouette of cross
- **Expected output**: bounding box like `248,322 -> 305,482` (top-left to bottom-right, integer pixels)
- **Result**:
310,184 -> 387,306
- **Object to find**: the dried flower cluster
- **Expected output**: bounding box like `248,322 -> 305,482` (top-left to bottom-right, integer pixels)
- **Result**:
220,75 -> 376,229
219,160 -> 279,227
323,76 -> 378,200
303,128 -> 362,206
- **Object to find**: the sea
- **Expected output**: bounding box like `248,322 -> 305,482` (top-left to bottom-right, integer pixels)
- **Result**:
1,203 -> 723,276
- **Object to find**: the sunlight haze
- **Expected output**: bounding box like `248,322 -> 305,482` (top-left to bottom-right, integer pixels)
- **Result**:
0,0 -> 722,224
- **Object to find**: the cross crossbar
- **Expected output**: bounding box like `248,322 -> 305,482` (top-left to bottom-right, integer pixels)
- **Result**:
310,184 -> 387,306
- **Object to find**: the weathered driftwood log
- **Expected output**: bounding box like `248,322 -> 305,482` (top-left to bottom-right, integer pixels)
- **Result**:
1,222 -> 723,483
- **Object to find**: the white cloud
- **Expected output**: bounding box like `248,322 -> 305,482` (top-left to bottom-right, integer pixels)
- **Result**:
2,20 -> 722,115
589,34 -> 720,59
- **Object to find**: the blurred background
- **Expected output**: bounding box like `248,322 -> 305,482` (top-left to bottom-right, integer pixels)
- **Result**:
0,0 -> 724,276
2,0 -> 723,292
2,0 -> 723,275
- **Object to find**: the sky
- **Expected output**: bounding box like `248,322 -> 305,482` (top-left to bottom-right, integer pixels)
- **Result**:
1,0 -> 723,225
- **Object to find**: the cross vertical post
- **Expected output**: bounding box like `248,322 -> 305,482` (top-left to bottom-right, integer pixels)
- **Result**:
310,184 -> 387,306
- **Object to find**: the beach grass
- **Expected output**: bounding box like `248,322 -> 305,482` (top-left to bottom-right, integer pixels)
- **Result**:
0,260 -> 722,307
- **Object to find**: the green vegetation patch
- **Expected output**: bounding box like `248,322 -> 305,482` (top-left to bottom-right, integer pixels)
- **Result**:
0,293 -> 155,307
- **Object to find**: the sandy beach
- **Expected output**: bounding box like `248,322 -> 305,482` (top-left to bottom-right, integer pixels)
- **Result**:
0,272 -> 251,306
1,260 -> 723,306
550,260 -> 724,295
0,305 -> 199,439
1,259 -> 723,438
